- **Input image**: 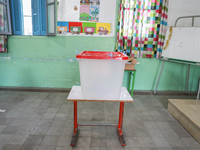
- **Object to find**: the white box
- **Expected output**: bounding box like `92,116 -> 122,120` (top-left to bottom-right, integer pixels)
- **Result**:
76,51 -> 128,99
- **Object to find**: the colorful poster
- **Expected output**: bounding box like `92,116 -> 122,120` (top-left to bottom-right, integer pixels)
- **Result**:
96,23 -> 111,35
57,22 -> 69,35
90,0 -> 100,6
79,6 -> 90,21
89,6 -> 99,22
82,22 -> 96,34
79,0 -> 100,22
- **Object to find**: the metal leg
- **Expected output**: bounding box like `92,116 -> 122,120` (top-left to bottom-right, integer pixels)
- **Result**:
70,101 -> 78,146
131,71 -> 136,97
186,64 -> 190,95
197,78 -> 200,100
128,71 -> 131,92
154,60 -> 165,94
118,102 -> 126,146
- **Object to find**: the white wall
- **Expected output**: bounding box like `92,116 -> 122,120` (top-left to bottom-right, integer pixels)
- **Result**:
168,0 -> 200,27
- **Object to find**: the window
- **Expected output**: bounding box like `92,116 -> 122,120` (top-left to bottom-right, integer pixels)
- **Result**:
10,0 -> 56,36
0,0 -> 12,35
46,0 -> 56,35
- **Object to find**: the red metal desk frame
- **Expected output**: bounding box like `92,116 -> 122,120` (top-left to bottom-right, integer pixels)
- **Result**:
67,86 -> 133,147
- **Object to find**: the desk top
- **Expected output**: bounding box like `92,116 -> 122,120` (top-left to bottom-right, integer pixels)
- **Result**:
125,63 -> 136,71
67,86 -> 133,102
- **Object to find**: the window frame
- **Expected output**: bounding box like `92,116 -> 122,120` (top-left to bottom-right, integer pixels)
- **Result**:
0,0 -> 12,35
46,0 -> 56,36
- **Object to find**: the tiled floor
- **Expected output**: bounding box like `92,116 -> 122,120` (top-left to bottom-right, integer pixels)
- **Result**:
0,90 -> 200,150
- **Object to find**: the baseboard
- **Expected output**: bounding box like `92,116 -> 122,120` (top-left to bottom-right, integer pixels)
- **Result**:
0,86 -> 197,95
0,86 -> 71,93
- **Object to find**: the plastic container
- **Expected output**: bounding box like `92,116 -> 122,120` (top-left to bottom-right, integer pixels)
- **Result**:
76,51 -> 128,99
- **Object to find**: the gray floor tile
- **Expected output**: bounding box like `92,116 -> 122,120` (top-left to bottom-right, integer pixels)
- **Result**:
125,137 -> 140,148
78,126 -> 92,137
181,138 -> 200,148
57,136 -> 71,147
137,137 -> 156,148
23,135 -> 44,145
161,129 -> 179,138
9,118 -> 27,126
46,127 -> 63,136
56,146 -> 72,150
50,119 -> 66,127
0,119 -> 13,126
16,125 -> 35,135
0,134 -> 13,145
144,122 -> 159,130
0,145 -> 5,150
140,148 -> 157,150
0,126 -> 7,133
76,137 -> 91,147
20,144 -> 39,150
42,113 -> 56,120
134,128 -> 151,137
37,119 -> 53,127
31,126 -> 49,135
1,144 -> 21,150
90,147 -> 107,150
166,137 -> 186,147
1,126 -> 20,134
8,134 -> 28,145
41,135 -> 59,146
90,137 -> 107,147
152,137 -> 171,147
106,137 -> 122,148
37,145 -> 56,150
148,129 -> 165,138
156,147 -> 173,150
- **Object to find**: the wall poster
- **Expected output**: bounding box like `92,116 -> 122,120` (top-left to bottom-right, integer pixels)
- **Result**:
79,0 -> 100,22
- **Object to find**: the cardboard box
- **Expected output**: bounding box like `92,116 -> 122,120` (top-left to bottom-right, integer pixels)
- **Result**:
125,56 -> 138,71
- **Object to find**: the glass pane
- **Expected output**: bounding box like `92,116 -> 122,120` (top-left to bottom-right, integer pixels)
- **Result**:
47,5 -> 54,34
0,4 -> 9,32
22,0 -> 32,16
0,0 -> 6,3
22,0 -> 32,35
47,0 -> 54,3
24,17 -> 32,35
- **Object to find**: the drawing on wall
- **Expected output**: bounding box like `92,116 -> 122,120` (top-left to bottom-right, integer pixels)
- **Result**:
57,22 -> 69,35
79,0 -> 100,22
89,6 -> 99,22
57,21 -> 111,36
79,5 -> 90,21
74,6 -> 78,11
69,22 -> 83,35
96,23 -> 111,35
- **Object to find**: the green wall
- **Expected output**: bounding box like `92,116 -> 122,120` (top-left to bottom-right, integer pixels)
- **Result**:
0,0 -> 200,91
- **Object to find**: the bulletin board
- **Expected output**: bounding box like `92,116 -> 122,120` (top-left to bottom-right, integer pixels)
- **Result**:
57,0 -> 116,37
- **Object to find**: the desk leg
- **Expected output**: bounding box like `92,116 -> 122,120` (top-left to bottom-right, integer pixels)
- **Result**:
118,102 -> 126,146
131,71 -> 136,97
70,101 -> 78,146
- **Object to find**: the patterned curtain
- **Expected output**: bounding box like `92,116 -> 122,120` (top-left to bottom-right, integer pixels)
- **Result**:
0,35 -> 7,53
115,0 -> 168,58
0,2 -> 8,53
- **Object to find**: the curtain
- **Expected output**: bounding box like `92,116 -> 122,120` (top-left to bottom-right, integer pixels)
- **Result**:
115,0 -> 168,58
0,2 -> 8,53
0,35 -> 7,53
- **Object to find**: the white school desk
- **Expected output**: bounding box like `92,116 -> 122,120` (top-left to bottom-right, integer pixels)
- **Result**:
67,86 -> 133,147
